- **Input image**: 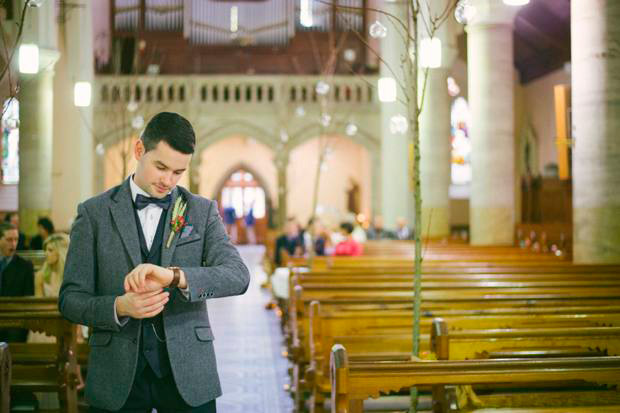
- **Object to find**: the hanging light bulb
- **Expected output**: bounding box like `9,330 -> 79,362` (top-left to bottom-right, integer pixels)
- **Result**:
454,0 -> 476,25
369,20 -> 387,39
389,114 -> 408,135
320,113 -> 331,127
343,49 -> 356,63
345,123 -> 358,136
315,81 -> 330,96
280,129 -> 289,143
131,115 -> 145,130
295,106 -> 306,117
28,0 -> 45,7
127,101 -> 138,112
95,143 -> 105,156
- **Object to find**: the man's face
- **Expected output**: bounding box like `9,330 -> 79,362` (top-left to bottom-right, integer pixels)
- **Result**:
0,229 -> 18,257
134,140 -> 191,198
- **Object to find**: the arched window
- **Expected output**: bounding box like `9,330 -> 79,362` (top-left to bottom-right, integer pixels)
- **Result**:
451,97 -> 471,186
2,98 -> 19,184
220,169 -> 266,219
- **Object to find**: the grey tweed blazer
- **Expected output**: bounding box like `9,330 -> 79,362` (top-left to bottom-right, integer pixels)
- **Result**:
59,178 -> 250,411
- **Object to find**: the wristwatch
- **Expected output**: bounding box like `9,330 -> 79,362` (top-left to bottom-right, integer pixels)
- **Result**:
168,266 -> 181,289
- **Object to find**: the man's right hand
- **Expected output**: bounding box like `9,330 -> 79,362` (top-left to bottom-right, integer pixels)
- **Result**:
116,289 -> 170,319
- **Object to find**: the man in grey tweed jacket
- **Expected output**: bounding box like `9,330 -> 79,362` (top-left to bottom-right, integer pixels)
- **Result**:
59,112 -> 250,412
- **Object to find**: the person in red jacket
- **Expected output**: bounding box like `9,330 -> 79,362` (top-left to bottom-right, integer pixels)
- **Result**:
334,222 -> 363,256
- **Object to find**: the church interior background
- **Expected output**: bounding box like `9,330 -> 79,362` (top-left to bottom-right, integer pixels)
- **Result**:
2,0 -> 620,411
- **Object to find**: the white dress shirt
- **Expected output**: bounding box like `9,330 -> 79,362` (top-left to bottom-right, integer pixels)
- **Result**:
130,176 -> 167,250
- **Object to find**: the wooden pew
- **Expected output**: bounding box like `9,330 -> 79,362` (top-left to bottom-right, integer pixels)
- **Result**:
0,300 -> 81,413
330,346 -> 620,413
304,301 -> 620,411
1,342 -> 9,413
17,250 -> 46,271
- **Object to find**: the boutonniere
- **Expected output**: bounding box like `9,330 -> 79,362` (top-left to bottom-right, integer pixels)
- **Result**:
166,196 -> 188,248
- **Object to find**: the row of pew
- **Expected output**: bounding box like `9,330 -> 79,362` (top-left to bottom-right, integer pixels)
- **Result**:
281,242 -> 620,412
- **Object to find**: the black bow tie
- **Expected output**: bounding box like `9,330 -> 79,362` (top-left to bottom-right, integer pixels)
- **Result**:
135,193 -> 172,210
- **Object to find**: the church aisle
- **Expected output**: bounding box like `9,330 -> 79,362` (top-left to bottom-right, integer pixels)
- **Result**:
208,245 -> 293,413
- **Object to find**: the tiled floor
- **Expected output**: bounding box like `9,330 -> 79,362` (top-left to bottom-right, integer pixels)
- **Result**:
209,245 -> 293,413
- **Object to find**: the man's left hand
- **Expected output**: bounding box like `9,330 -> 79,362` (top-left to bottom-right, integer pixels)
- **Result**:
124,264 -> 173,293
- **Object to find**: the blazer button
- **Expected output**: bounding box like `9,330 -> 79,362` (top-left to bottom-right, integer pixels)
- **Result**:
132,339 -> 137,344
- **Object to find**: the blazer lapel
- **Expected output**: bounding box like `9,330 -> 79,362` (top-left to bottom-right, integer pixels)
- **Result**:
110,178 -> 141,269
161,187 -> 180,268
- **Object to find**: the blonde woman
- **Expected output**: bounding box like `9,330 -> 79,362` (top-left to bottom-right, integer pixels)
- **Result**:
30,233 -> 79,407
34,233 -> 69,297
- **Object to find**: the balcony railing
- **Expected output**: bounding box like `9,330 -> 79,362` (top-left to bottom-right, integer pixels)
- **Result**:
96,75 -> 378,106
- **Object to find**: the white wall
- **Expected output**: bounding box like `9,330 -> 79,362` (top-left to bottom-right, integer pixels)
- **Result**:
288,135 -> 371,228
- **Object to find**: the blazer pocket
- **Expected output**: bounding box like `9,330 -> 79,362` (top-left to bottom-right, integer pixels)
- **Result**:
88,332 -> 112,347
194,326 -> 215,342
177,233 -> 201,247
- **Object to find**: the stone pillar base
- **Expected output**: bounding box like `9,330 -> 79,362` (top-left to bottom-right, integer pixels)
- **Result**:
573,206 -> 620,263
470,206 -> 514,245
421,206 -> 449,239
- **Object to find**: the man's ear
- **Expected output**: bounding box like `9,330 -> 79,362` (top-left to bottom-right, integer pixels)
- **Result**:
134,139 -> 145,161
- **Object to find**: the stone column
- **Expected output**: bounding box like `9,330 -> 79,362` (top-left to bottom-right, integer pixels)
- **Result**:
18,0 -> 59,235
52,0 -> 95,232
275,153 -> 289,229
380,2 -> 413,228
419,1 -> 460,239
572,0 -> 620,263
19,60 -> 56,235
467,1 -> 518,245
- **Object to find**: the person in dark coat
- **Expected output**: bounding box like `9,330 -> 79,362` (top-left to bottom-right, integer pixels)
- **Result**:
0,222 -> 35,342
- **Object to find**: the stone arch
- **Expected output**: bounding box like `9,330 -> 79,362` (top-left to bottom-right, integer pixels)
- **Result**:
286,121 -> 379,154
211,162 -> 274,206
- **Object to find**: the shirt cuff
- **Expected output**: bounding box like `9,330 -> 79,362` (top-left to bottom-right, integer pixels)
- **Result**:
114,297 -> 130,326
178,286 -> 190,300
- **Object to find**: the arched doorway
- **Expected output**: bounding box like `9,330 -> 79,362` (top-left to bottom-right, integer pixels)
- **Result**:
216,167 -> 270,244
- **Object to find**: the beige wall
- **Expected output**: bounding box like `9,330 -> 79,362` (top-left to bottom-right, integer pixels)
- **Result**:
198,135 -> 277,203
288,135 -> 371,228
523,68 -> 571,173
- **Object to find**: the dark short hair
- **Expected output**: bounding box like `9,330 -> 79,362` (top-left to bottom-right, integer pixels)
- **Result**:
0,223 -> 16,239
4,212 -> 17,223
141,112 -> 195,154
340,222 -> 354,234
37,217 -> 55,234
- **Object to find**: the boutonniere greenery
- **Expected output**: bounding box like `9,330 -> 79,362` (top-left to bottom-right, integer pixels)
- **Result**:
166,196 -> 188,248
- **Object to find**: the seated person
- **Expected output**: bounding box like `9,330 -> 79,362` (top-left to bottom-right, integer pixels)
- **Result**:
4,212 -> 26,250
0,223 -> 35,343
29,216 -> 55,250
34,233 -> 70,298
366,215 -> 395,240
395,217 -> 412,240
334,222 -> 363,256
274,217 -> 304,267
303,217 -> 331,256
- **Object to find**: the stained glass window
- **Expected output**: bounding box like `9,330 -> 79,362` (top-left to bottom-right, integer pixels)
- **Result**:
450,97 -> 471,185
2,98 -> 19,184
